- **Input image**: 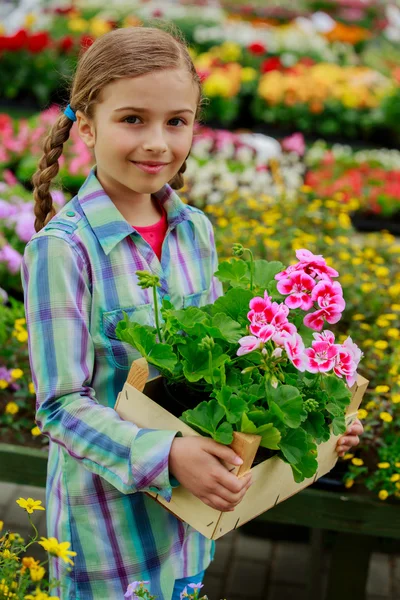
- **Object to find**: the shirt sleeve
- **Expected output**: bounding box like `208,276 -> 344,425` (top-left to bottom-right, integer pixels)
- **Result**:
21,234 -> 179,501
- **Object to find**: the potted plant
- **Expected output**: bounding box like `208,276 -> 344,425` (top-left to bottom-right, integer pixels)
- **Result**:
116,246 -> 365,485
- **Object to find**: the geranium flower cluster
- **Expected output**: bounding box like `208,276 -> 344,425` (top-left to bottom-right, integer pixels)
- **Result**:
237,249 -> 363,386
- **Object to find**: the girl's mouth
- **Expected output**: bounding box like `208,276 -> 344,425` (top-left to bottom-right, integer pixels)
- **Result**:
131,162 -> 169,174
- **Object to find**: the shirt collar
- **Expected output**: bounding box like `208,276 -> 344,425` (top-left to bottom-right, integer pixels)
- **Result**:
77,167 -> 192,256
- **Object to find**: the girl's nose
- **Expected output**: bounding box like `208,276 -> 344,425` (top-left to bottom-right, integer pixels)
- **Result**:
142,127 -> 168,154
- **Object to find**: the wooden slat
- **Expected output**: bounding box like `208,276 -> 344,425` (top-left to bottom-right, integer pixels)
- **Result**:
0,443 -> 47,487
126,358 -> 149,392
257,486 -> 400,539
230,431 -> 261,477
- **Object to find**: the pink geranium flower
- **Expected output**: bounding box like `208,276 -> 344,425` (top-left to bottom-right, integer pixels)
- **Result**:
342,336 -> 363,369
277,271 -> 315,310
333,347 -> 357,387
313,330 -> 336,345
283,333 -> 307,372
275,249 -> 339,283
305,340 -> 339,373
237,335 -> 263,356
311,280 -> 345,311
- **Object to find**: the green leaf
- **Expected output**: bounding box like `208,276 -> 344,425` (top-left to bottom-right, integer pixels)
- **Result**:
211,313 -> 243,343
171,307 -> 210,329
210,288 -> 253,323
215,259 -> 250,288
279,428 -> 309,464
179,341 -> 230,383
323,375 -> 351,408
241,412 -> 258,434
215,387 -> 248,424
257,423 -> 281,450
253,260 -> 285,290
267,385 -> 306,428
180,400 -> 233,444
302,412 -> 330,444
115,321 -> 177,373
290,447 -> 319,483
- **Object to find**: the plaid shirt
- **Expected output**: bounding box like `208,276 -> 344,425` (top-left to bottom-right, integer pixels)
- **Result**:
21,168 -> 222,600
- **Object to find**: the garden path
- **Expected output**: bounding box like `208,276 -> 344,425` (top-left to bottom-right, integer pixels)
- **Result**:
1,482 -> 398,600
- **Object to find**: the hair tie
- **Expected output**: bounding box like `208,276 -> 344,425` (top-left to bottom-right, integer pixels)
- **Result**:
64,104 -> 77,122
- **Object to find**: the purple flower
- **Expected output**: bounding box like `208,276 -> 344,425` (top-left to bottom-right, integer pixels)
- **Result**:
0,244 -> 22,274
15,211 -> 35,243
0,199 -> 18,219
188,583 -> 204,591
0,367 -> 11,382
180,587 -> 188,600
125,581 -> 150,599
0,286 -> 8,304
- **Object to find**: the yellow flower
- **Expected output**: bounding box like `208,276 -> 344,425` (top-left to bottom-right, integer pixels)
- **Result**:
14,318 -> 26,327
387,328 -> 400,339
219,41 -> 242,62
0,379 -> 8,389
392,394 -> 400,404
352,314 -> 365,321
376,267 -> 390,277
374,341 -> 388,350
375,385 -> 390,393
391,304 -> 400,311
300,185 -> 313,193
377,462 -> 391,469
15,330 -> 28,343
361,283 -> 375,293
390,474 -> 400,482
376,318 -> 390,328
67,17 -> 88,33
351,458 -> 364,466
366,400 -> 377,410
31,426 -> 41,437
5,402 -> 19,415
343,453 -> 354,460
22,557 -> 40,569
357,409 -> 368,419
10,368 -> 23,380
16,498 -> 45,515
0,521 -> 3,532
396,462 -> 400,468
378,490 -> 389,501
217,217 -> 229,228
38,537 -> 77,565
89,17 -> 112,37
28,382 -> 35,394
380,412 -> 393,423
344,479 -> 354,488
30,566 -> 46,582
241,67 -> 257,83
0,549 -> 19,561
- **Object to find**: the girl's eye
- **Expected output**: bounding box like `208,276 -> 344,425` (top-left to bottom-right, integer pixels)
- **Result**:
123,116 -> 141,124
168,117 -> 185,127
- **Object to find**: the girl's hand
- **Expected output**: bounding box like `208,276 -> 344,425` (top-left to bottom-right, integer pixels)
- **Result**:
169,436 -> 253,512
336,418 -> 364,457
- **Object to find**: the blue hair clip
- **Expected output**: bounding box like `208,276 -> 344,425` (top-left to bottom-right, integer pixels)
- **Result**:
64,104 -> 77,122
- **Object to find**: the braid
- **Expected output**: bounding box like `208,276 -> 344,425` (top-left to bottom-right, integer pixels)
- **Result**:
169,156 -> 188,190
32,114 -> 73,232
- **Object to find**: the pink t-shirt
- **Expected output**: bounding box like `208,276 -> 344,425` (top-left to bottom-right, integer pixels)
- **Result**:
134,206 -> 168,260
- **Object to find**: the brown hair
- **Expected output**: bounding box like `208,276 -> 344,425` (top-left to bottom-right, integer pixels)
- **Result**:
33,26 -> 203,232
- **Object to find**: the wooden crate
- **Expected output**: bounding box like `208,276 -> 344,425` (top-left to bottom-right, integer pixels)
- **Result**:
115,359 -> 368,540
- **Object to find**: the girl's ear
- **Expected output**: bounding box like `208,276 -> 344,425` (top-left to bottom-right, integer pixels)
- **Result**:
76,110 -> 96,149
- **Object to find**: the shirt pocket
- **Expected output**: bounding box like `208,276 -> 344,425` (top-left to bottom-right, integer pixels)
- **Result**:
102,304 -> 153,369
182,289 -> 210,308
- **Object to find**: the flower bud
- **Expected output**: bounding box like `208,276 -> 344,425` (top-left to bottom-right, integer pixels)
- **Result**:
198,336 -> 215,352
136,270 -> 161,290
232,243 -> 244,257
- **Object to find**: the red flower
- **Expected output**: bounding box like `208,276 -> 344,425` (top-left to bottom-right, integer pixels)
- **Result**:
80,35 -> 94,50
5,29 -> 28,51
298,57 -> 316,67
59,36 -> 74,53
27,31 -> 50,53
260,56 -> 282,73
248,41 -> 266,55
0,114 -> 12,131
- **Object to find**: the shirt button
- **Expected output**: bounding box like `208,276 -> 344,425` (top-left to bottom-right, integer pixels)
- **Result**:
66,211 -> 75,217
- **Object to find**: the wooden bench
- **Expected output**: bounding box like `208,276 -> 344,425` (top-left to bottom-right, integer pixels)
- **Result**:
1,442 -> 399,599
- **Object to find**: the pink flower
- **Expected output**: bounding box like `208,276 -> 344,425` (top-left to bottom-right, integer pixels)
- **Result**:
333,347 -> 357,387
249,299 -> 296,344
0,244 -> 22,274
303,304 -> 343,331
237,335 -> 263,356
305,340 -> 339,373
281,132 -> 305,156
313,330 -> 336,345
311,280 -> 345,311
277,271 -> 315,310
283,333 -> 307,372
15,211 -> 35,243
342,336 -> 363,369
275,250 -> 339,283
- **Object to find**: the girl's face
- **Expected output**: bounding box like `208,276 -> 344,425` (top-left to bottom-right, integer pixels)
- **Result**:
76,68 -> 198,203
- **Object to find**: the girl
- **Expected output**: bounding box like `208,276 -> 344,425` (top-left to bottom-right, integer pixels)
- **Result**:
22,26 -> 362,600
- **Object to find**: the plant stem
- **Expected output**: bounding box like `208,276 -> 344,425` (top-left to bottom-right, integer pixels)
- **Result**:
247,248 -> 255,291
208,350 -> 215,386
153,284 -> 163,343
